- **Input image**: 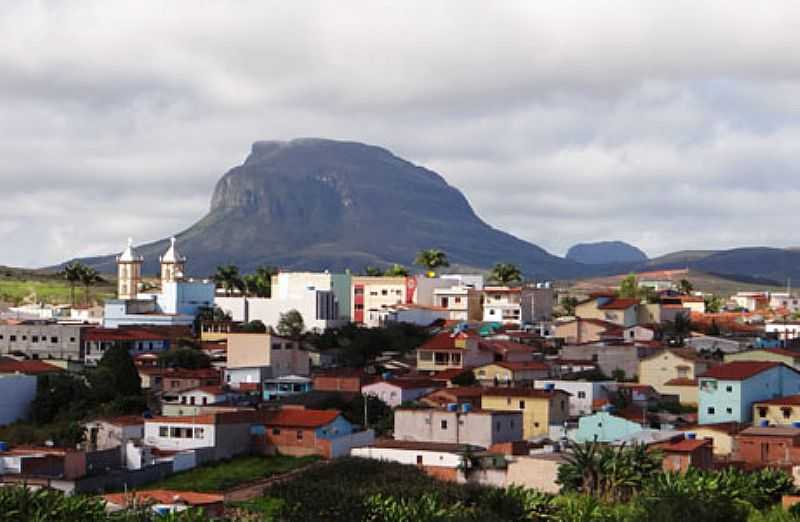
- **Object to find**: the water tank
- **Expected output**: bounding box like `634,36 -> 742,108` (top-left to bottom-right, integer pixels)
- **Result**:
544,383 -> 555,391
686,432 -> 696,440
760,420 -> 770,427
447,403 -> 458,412
792,421 -> 800,429
0,441 -> 8,452
461,403 -> 472,413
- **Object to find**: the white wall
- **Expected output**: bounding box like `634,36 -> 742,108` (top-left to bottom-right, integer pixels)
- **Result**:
351,446 -> 462,468
0,374 -> 36,426
534,380 -> 617,417
144,422 -> 215,451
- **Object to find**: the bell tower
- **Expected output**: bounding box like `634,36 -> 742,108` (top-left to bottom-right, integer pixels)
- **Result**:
117,237 -> 143,300
159,237 -> 186,284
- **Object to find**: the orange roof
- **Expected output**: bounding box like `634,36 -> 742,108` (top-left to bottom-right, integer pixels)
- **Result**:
419,331 -> 473,351
260,408 -> 342,428
425,386 -> 485,398
652,437 -> 712,452
754,394 -> 800,406
598,298 -> 640,310
664,378 -> 698,387
0,358 -> 63,375
93,415 -> 145,427
681,422 -> 747,435
478,340 -> 533,355
700,361 -> 788,381
104,490 -> 223,507
148,411 -> 256,425
482,387 -> 568,399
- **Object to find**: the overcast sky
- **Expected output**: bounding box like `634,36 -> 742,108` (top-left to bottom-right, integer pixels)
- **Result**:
3,1 -> 800,267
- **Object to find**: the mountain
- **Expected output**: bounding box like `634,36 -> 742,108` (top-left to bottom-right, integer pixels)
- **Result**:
565,241 -> 648,265
68,139 -> 588,279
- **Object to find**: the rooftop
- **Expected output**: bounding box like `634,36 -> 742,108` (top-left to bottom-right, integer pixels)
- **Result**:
699,361 -> 787,381
260,408 -> 342,428
739,426 -> 800,437
368,440 -> 482,453
0,358 -> 63,375
481,387 -> 568,399
364,378 -> 442,390
652,437 -> 712,453
597,298 -> 641,310
753,394 -> 800,406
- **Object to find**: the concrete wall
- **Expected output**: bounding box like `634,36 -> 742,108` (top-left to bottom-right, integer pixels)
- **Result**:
534,380 -> 617,417
505,455 -> 563,494
394,409 -> 522,448
0,324 -> 84,360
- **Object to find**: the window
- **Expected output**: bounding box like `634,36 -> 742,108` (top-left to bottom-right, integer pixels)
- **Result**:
477,370 -> 485,376
707,407 -> 715,415
381,289 -> 388,296
496,421 -> 501,430
534,422 -> 540,428
454,297 -> 462,304
506,397 -> 511,406
195,428 -> 204,439
296,430 -> 304,440
272,428 -> 281,435
726,385 -> 733,393
441,420 -> 448,430
416,455 -> 423,465
489,309 -> 496,315
159,427 -> 168,437
519,400 -> 525,409
424,417 -> 431,425
354,288 -> 364,295
355,304 -> 364,311
758,407 -> 768,417
9,335 -> 15,342
783,407 -> 792,419
726,407 -> 733,414
69,337 -> 76,342
50,337 -> 58,343
577,391 -> 586,399
369,291 -> 378,296
31,336 -> 38,343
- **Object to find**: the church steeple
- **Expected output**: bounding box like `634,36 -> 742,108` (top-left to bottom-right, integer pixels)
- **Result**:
159,237 -> 186,284
117,237 -> 143,300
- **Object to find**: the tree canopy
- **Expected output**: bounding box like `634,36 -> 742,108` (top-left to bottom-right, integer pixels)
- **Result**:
490,263 -> 522,285
277,309 -> 305,339
414,249 -> 450,273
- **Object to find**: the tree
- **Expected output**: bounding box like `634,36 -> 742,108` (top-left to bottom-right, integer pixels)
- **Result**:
677,278 -> 694,295
490,263 -> 522,285
561,296 -> 579,316
243,265 -> 277,297
79,265 -> 102,306
705,295 -> 723,313
384,264 -> 410,277
618,274 -> 639,299
611,368 -> 626,382
239,319 -> 267,333
414,249 -> 450,275
212,264 -> 243,296
362,266 -> 383,276
95,345 -> 142,397
664,312 -> 693,346
277,309 -> 305,339
158,347 -> 211,369
451,370 -> 477,386
60,262 -> 84,306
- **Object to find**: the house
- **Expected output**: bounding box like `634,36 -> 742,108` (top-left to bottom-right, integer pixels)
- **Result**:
555,318 -> 622,344
560,342 -> 651,380
533,380 -> 617,417
651,434 -> 714,472
481,388 -> 570,439
770,293 -> 800,315
753,395 -> 800,427
351,276 -> 408,327
477,340 -> 537,363
263,375 -> 313,401
224,332 -> 309,390
0,323 -> 86,361
0,373 -> 37,426
624,324 -> 660,342
416,330 -> 494,373
84,416 -> 145,452
677,422 -> 746,457
0,358 -> 63,376
351,440 -> 483,482
575,410 -> 646,443
166,386 -> 229,407
725,348 -> 800,370
639,349 -> 710,405
140,367 -> 221,394
144,411 -> 255,460
313,369 -> 376,394
731,292 -> 769,312
83,327 -> 176,365
103,490 -> 225,517
361,379 -> 443,408
482,286 -> 554,325
574,296 -> 641,327
420,387 -> 485,410
698,361 -> 800,425
432,286 -> 483,321
472,361 -> 550,387
734,426 -> 800,467
255,406 -> 374,458
381,304 -> 450,327
393,406 -> 523,448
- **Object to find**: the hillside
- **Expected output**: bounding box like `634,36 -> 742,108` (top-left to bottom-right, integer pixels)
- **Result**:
566,241 -> 648,265
66,139 -> 588,279
0,266 -> 115,306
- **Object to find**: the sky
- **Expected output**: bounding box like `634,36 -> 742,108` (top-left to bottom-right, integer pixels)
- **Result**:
3,1 -> 800,267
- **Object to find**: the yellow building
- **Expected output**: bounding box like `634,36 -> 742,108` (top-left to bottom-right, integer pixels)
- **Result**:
574,296 -> 641,327
679,422 -> 744,456
638,349 -> 708,405
753,395 -> 800,426
351,276 -> 408,327
481,388 -> 569,439
199,321 -> 235,342
416,330 -> 493,372
472,361 -> 550,386
725,349 -> 800,370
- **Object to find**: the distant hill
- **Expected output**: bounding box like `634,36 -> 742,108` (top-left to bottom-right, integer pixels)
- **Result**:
65,139 -> 589,279
565,241 -> 648,265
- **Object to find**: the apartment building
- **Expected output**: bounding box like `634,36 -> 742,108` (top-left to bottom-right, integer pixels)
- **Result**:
351,276 -> 409,327
224,332 -> 309,390
0,322 -> 85,361
482,286 -> 554,325
394,406 -> 522,448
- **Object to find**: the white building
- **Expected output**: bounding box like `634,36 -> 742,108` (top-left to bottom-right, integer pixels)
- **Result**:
361,379 -> 442,408
381,304 -> 451,327
766,321 -> 800,343
0,374 -> 37,426
483,286 -> 554,325
216,272 -> 349,332
143,412 -> 253,460
770,293 -> 800,314
104,238 -> 215,329
534,380 -> 618,417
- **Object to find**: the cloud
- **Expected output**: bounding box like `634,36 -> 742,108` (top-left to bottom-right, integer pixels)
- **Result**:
2,1 -> 800,266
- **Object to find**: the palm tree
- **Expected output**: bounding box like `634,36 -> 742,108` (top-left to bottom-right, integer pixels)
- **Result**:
665,312 -> 693,346
213,264 -> 244,296
243,265 -> 277,297
79,266 -> 102,306
414,249 -> 449,276
677,278 -> 694,295
60,262 -> 84,306
384,264 -> 409,277
489,263 -> 522,285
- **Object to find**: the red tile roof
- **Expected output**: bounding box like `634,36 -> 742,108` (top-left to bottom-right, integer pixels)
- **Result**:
652,437 -> 712,453
260,408 -> 342,428
664,378 -> 698,386
753,394 -> 800,406
699,361 -> 787,381
419,331 -> 474,351
104,490 -> 223,508
478,340 -> 533,355
0,358 -> 63,375
429,368 -> 473,381
481,387 -> 568,399
598,299 -> 640,310
426,386 -> 485,398
139,367 -> 221,380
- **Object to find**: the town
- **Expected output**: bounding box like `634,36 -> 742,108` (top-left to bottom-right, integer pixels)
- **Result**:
2,238 -> 800,519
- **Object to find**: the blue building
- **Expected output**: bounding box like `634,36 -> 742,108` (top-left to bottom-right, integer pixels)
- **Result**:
575,410 -> 644,443
263,374 -> 313,401
698,361 -> 800,425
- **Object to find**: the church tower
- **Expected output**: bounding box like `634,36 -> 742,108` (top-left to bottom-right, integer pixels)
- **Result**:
159,237 -> 186,284
117,238 -> 143,300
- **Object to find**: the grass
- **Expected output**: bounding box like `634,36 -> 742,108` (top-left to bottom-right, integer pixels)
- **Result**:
142,455 -> 319,492
0,278 -> 115,306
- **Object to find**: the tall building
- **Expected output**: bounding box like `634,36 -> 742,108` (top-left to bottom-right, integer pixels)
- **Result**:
159,237 -> 186,284
117,238 -> 143,300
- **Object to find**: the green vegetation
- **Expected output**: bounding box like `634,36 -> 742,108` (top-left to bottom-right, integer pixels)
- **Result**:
384,263 -> 410,277
489,262 -> 522,285
158,347 -> 212,369
0,276 -> 115,306
415,249 -> 450,274
243,265 -> 277,298
307,322 -> 431,366
213,264 -> 244,296
277,309 -> 305,339
144,455 -> 319,492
